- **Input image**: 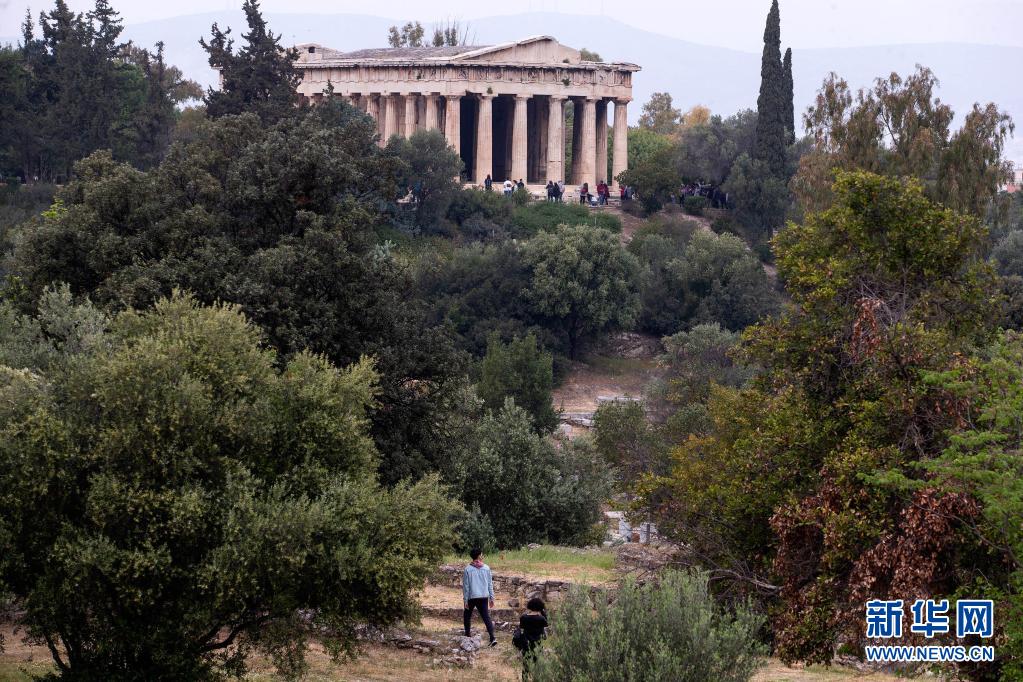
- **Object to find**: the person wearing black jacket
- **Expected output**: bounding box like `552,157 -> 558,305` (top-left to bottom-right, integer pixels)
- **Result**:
515,597 -> 548,654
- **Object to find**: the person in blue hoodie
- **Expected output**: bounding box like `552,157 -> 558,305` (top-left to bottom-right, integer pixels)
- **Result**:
463,547 -> 498,647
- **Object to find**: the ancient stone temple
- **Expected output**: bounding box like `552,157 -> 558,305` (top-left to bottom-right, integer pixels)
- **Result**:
292,36 -> 639,189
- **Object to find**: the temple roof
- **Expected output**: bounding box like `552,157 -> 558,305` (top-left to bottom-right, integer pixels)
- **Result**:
295,36 -> 639,70
336,44 -> 487,60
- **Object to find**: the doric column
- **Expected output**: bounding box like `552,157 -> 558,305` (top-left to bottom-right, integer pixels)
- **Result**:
547,96 -> 565,183
475,94 -> 494,185
403,94 -> 417,137
444,95 -> 461,154
570,98 -> 583,184
366,94 -> 379,120
612,99 -> 630,188
595,99 -> 608,184
511,95 -> 529,185
580,97 -> 597,190
425,94 -> 440,131
383,93 -> 399,141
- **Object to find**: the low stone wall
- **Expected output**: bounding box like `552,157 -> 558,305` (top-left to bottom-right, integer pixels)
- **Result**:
430,564 -> 607,605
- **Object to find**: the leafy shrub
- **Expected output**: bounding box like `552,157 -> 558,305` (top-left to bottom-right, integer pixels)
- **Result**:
752,242 -> 774,264
527,570 -> 766,681
631,229 -> 779,336
456,401 -> 613,548
631,214 -> 700,244
446,186 -> 513,227
510,201 -> 623,237
593,400 -> 670,485
478,332 -> 558,433
457,502 -> 498,554
683,195 -> 708,215
993,230 -> 1023,277
512,186 -> 531,206
459,214 -> 508,243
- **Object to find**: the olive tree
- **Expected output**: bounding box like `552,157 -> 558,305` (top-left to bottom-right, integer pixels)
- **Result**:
0,291 -> 458,679
522,225 -> 640,359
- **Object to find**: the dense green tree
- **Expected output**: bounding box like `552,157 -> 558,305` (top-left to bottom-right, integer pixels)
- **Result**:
477,333 -> 558,433
722,152 -> 792,240
579,48 -> 602,62
638,92 -> 682,136
527,571 -> 766,682
644,172 -> 1001,670
676,110 -> 757,185
416,241 -> 543,356
521,226 -> 641,358
201,0 -> 300,124
386,129 -> 464,232
753,0 -> 788,179
7,103 -> 474,485
899,331 -> 1023,677
0,291 -> 458,679
782,47 -> 795,143
618,145 -> 679,213
626,127 -> 674,172
656,323 -> 755,416
2,0 -> 192,180
593,399 -> 669,486
993,230 -> 1023,277
796,66 -> 1014,217
631,228 -> 779,336
455,401 -> 612,548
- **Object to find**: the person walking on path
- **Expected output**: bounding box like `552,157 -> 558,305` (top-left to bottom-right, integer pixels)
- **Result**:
484,174 -> 493,192
463,548 -> 498,647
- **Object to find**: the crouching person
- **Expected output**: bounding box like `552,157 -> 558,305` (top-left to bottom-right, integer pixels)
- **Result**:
463,547 -> 497,647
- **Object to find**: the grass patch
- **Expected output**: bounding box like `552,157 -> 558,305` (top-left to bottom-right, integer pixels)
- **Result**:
582,354 -> 657,377
446,545 -> 615,584
0,661 -> 52,681
511,202 -> 621,237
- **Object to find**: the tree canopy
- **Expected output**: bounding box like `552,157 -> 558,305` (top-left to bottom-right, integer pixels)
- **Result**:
7,102 -> 473,486
0,290 -> 457,679
0,0 -> 198,181
201,0 -> 300,124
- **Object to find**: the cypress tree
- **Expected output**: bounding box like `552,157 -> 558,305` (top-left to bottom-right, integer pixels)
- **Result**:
753,0 -> 787,178
201,0 -> 300,123
783,47 -> 794,143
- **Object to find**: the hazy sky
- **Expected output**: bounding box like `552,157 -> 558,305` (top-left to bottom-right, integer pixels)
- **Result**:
3,0 -> 1022,51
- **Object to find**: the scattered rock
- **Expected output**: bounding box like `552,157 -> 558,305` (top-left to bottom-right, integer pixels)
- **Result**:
457,634 -> 481,653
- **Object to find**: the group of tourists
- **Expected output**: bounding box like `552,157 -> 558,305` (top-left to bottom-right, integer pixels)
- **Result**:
578,180 -> 615,205
545,180 -> 566,201
676,181 -> 728,208
462,548 -> 548,664
478,175 -> 634,207
482,175 -> 530,196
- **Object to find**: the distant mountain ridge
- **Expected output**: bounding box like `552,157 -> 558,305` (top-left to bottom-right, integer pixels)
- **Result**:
5,10 -> 1021,159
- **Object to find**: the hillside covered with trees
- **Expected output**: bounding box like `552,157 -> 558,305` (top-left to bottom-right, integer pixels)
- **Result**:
1,0 -> 1021,680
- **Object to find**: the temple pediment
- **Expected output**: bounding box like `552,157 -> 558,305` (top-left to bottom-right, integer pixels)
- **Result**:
295,36 -> 636,69
448,36 -> 581,65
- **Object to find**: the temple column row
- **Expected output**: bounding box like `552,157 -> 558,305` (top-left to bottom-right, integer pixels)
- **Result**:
353,92 -> 628,188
